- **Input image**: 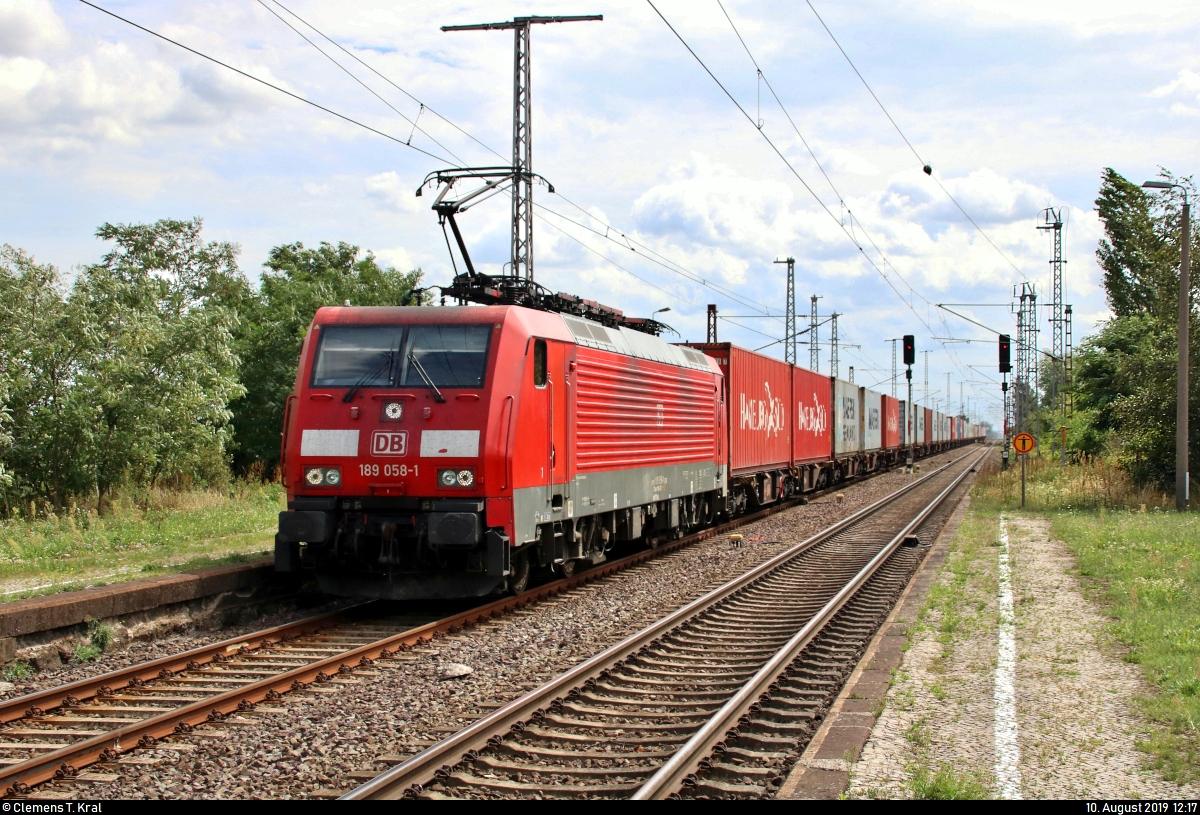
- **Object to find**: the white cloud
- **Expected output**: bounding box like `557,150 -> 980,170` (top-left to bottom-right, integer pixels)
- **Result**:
1151,69 -> 1200,100
0,0 -> 67,56
365,171 -> 422,214
374,246 -> 416,272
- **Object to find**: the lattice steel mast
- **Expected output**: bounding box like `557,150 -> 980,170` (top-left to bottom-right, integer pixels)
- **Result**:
1038,207 -> 1066,433
830,313 -> 839,379
810,295 -> 821,371
1014,282 -> 1039,434
776,258 -> 796,364
443,15 -> 602,280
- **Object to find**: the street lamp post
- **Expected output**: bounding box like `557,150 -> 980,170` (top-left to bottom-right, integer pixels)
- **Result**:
1143,180 -> 1191,510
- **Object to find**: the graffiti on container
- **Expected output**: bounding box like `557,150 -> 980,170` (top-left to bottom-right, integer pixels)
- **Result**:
868,407 -> 880,432
887,409 -> 898,435
740,382 -> 786,438
842,397 -> 857,442
796,392 -> 828,437
656,403 -> 665,427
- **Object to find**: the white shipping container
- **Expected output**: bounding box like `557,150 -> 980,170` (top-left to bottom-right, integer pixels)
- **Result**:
862,387 -> 883,452
833,378 -> 860,456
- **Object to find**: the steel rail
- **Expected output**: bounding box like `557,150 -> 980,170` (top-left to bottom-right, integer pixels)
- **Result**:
632,443 -> 990,799
0,606 -> 367,725
0,447 -> 959,796
343,447 -> 980,800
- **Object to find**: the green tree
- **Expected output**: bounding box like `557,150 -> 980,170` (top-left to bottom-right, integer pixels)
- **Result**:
1070,168 -> 1200,489
229,242 -> 424,474
0,245 -> 89,506
74,219 -> 247,508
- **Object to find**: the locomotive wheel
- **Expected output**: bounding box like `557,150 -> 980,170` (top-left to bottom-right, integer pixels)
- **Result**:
557,559 -> 576,578
507,553 -> 531,595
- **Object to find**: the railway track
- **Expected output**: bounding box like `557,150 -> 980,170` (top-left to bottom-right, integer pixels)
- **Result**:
0,446 -> 976,797
344,445 -> 989,800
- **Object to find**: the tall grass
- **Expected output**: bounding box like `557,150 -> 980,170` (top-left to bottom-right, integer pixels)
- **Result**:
972,454 -> 1170,512
0,481 -> 285,595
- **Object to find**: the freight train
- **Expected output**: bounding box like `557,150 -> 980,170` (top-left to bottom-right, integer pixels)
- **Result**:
274,300 -> 984,600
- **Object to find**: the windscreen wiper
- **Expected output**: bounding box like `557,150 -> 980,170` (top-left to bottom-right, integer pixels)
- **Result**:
408,351 -> 447,403
342,351 -> 393,403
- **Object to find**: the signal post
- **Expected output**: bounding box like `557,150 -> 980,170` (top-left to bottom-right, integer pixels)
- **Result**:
904,335 -> 915,472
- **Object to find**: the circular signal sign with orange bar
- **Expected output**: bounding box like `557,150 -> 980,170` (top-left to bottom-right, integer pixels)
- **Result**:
1013,432 -> 1036,455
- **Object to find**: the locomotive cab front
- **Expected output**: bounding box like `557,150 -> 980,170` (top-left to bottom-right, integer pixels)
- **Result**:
276,306 -> 514,600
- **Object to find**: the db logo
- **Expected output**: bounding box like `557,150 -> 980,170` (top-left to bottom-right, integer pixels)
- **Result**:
371,431 -> 408,457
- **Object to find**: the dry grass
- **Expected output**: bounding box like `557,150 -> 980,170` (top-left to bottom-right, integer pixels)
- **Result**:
972,453 -> 1170,512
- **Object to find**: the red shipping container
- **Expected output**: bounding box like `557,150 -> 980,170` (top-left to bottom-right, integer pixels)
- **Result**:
690,344 -> 792,476
793,365 -> 831,464
882,395 -> 900,450
924,407 -> 933,444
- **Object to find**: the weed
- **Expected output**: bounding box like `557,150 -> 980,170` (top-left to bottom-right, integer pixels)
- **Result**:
2,661 -> 30,682
904,718 -> 931,748
907,763 -> 990,799
86,619 -> 114,651
928,683 -> 948,701
72,643 -> 101,663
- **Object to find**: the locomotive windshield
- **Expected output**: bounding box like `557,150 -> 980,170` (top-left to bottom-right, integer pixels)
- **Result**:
311,324 -> 490,389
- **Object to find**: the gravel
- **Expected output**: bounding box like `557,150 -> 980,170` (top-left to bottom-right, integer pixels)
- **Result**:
24,452 -> 969,800
0,598 -> 352,703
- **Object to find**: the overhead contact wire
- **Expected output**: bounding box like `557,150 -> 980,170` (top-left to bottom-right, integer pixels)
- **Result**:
77,0 -> 457,165
652,0 -> 987,400
255,0 -> 467,165
803,0 -> 1028,280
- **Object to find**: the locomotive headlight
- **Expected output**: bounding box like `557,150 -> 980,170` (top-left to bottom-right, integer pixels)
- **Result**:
439,469 -> 458,487
456,469 -> 474,487
305,467 -> 340,487
383,401 -> 404,421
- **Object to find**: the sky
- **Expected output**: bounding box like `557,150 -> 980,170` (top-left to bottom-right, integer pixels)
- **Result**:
3,0 -> 1199,428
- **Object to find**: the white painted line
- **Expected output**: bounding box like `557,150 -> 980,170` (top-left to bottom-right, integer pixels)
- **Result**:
994,515 -> 1022,799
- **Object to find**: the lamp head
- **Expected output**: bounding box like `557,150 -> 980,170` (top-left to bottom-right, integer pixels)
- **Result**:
1142,181 -> 1174,190
654,307 -> 671,314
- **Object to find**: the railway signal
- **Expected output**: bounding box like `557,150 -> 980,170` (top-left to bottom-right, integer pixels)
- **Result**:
999,334 -> 1011,373
903,335 -> 915,471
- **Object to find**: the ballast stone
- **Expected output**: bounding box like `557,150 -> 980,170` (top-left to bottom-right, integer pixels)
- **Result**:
439,663 -> 474,680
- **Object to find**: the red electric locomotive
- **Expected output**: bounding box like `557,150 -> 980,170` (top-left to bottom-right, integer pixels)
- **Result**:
275,303 -> 727,600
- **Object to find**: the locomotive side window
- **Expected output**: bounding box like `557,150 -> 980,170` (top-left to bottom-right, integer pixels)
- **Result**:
533,339 -> 547,388
399,325 -> 491,388
311,325 -> 403,387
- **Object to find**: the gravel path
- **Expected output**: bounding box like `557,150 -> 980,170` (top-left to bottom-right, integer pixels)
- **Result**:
847,511 -> 1199,799
21,453 -> 966,800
